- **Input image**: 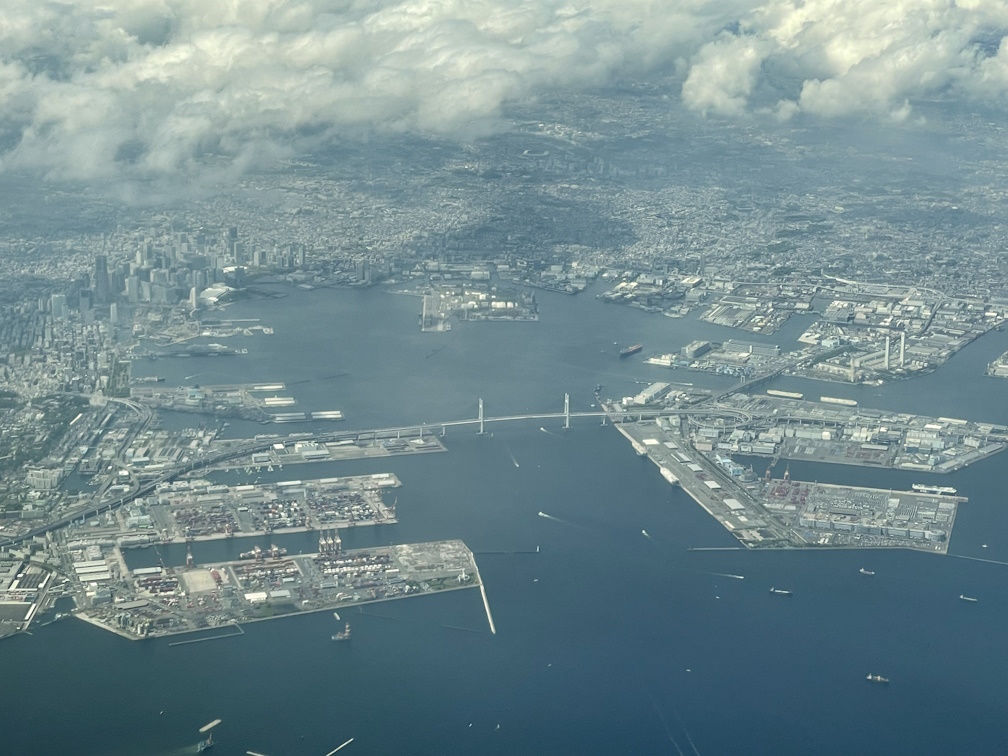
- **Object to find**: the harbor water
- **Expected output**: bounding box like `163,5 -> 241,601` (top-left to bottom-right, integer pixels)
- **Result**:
6,284 -> 1008,755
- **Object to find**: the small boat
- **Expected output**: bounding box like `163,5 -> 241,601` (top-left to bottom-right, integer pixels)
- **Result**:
866,674 -> 889,684
859,568 -> 875,576
959,594 -> 979,602
769,587 -> 792,596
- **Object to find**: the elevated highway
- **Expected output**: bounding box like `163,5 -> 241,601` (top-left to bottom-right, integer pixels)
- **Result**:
0,395 -> 757,548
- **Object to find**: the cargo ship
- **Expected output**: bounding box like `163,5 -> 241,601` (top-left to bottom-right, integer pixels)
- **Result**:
769,587 -> 792,596
859,568 -> 875,576
332,622 -> 351,641
238,544 -> 287,560
619,343 -> 643,357
183,343 -> 245,357
866,674 -> 889,684
912,483 -> 957,495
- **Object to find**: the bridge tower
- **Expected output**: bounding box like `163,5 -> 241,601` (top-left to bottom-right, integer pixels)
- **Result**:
563,393 -> 570,430
478,398 -> 485,435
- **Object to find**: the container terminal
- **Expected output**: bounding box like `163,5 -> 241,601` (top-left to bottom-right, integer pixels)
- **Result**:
612,414 -> 964,552
138,474 -> 401,543
72,538 -> 480,640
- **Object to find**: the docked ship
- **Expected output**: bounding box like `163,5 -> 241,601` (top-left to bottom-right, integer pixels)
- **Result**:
619,343 -> 643,357
866,674 -> 889,684
239,544 -> 287,560
959,594 -> 979,602
859,568 -> 875,576
912,483 -> 957,495
184,343 -> 242,357
769,587 -> 792,596
332,622 -> 351,642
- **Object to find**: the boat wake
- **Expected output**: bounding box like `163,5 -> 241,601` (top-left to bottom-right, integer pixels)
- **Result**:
697,571 -> 745,580
504,445 -> 519,468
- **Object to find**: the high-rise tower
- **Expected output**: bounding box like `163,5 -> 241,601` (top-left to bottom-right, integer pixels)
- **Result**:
94,254 -> 110,303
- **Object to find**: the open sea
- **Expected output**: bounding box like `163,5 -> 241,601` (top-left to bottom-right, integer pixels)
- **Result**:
6,283 -> 1008,755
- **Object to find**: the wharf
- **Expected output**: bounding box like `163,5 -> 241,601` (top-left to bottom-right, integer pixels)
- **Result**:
612,417 -> 962,553
202,433 -> 446,472
78,540 -> 482,641
149,473 -> 402,541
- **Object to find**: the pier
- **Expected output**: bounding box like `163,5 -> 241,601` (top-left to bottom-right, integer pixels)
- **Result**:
471,559 -> 496,635
168,623 -> 245,646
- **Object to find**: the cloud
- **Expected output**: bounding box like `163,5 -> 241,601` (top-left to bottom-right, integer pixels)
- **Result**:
0,0 -> 1007,193
682,33 -> 769,116
684,0 -> 1008,119
0,0 -> 736,190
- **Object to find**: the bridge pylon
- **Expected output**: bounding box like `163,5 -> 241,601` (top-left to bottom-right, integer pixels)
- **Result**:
478,398 -> 485,435
563,393 -> 570,430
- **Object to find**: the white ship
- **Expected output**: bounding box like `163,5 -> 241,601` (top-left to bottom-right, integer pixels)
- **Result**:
912,483 -> 957,495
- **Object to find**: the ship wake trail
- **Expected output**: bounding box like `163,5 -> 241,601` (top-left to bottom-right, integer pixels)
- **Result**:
949,554 -> 1008,568
671,704 -> 702,756
697,571 -> 744,580
651,697 -> 685,756
326,738 -> 355,755
505,445 -> 519,468
537,511 -> 566,523
540,426 -> 556,435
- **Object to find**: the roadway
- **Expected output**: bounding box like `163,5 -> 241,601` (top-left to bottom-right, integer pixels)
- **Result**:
0,403 -> 758,548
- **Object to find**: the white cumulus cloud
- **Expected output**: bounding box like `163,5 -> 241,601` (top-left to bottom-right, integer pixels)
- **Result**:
0,0 -> 1006,191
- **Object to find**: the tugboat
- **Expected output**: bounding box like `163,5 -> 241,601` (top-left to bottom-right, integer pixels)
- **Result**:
197,719 -> 221,752
332,622 -> 351,641
866,674 -> 889,684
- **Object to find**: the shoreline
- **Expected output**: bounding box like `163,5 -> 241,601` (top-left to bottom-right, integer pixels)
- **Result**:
77,582 -> 481,642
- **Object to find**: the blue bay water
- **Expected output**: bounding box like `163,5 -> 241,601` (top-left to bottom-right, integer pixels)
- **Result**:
5,285 -> 1008,754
